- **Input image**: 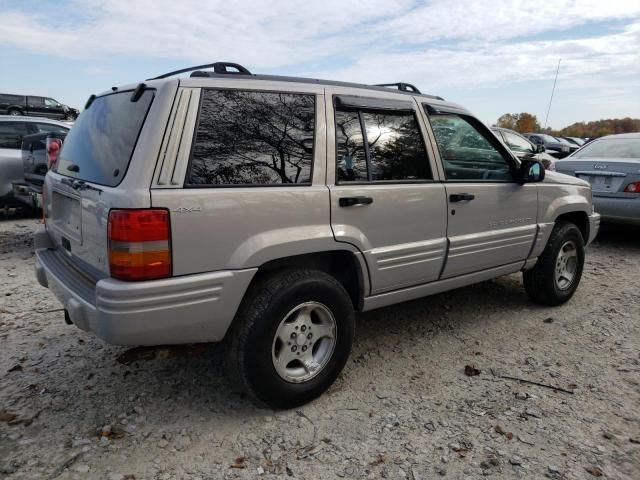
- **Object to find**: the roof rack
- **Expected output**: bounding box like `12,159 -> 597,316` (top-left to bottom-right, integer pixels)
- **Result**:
147,62 -> 251,81
145,61 -> 443,100
374,83 -> 421,94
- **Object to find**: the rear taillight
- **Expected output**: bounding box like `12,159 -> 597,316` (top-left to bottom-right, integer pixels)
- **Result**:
46,137 -> 62,169
107,209 -> 171,281
624,182 -> 640,193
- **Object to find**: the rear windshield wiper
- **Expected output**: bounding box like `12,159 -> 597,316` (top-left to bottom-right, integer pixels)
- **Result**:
60,177 -> 102,194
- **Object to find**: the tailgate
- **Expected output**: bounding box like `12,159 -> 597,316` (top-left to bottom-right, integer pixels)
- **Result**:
43,88 -> 157,278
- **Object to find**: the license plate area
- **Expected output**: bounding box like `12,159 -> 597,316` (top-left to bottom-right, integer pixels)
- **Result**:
577,174 -> 624,193
52,191 -> 82,242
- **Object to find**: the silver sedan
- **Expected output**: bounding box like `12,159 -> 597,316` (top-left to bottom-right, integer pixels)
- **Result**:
555,133 -> 640,224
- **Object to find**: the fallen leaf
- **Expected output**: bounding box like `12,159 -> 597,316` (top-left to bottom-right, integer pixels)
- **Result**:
464,365 -> 481,376
585,466 -> 603,477
0,411 -> 17,422
7,364 -> 22,373
230,457 -> 246,469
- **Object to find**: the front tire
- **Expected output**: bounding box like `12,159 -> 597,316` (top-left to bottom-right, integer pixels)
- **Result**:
226,269 -> 355,408
523,222 -> 585,306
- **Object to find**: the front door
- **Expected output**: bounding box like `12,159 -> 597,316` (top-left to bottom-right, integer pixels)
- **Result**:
427,111 -> 538,278
328,91 -> 448,295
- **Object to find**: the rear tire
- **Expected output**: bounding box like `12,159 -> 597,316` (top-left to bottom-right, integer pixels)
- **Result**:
523,222 -> 585,306
8,109 -> 22,116
226,269 -> 355,409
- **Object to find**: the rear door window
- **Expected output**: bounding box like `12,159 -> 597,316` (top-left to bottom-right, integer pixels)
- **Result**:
0,121 -> 31,149
335,108 -> 431,183
55,90 -> 154,186
187,90 -> 316,186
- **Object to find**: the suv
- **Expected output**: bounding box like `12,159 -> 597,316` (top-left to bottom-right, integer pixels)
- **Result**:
0,93 -> 79,121
524,133 -> 572,158
33,62 -> 600,408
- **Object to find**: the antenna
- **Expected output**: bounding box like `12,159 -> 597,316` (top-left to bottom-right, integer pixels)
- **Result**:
543,58 -> 561,130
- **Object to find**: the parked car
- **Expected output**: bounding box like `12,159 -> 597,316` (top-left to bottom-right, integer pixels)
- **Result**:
491,127 -> 557,170
33,62 -> 600,408
555,136 -> 579,154
555,133 -> 639,224
0,93 -> 79,121
562,136 -> 586,147
0,116 -> 69,207
524,133 -> 571,158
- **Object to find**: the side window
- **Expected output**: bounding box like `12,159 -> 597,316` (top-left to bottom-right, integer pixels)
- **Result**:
335,108 -> 431,183
36,123 -> 68,133
28,96 -> 44,106
429,114 -> 513,181
44,98 -> 58,107
188,90 -> 315,186
0,121 -> 29,149
503,131 -> 533,153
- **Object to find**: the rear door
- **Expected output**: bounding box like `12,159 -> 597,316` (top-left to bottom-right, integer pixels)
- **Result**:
328,90 -> 448,295
44,88 -> 159,278
26,96 -> 46,116
424,106 -> 537,278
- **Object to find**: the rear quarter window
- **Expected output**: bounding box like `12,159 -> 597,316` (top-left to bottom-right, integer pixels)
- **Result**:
186,90 -> 316,186
55,90 -> 154,186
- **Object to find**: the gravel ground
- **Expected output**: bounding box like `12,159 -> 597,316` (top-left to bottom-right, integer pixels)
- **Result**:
1,216 -> 639,480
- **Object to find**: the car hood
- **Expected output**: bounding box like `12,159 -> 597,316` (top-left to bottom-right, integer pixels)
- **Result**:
542,170 -> 590,187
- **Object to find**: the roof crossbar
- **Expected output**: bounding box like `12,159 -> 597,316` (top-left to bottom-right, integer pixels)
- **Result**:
147,62 -> 252,81
374,83 -> 421,94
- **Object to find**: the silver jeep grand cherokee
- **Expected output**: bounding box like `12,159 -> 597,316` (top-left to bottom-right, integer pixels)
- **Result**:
34,62 -> 600,408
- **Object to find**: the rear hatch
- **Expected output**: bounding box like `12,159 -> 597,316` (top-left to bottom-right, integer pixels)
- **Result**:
555,158 -> 640,196
43,88 -> 156,278
22,131 -> 68,191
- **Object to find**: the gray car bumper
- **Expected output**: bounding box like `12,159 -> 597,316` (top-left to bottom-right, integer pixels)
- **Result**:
594,196 -> 640,224
34,227 -> 256,346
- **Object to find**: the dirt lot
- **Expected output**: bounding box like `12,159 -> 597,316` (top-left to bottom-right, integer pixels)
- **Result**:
1,216 -> 639,480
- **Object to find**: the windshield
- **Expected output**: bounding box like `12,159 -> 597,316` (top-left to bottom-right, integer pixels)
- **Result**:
573,138 -> 640,159
55,90 -> 154,186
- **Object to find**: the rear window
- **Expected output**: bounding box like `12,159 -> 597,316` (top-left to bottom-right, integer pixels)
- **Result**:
573,138 -> 640,159
55,90 -> 154,186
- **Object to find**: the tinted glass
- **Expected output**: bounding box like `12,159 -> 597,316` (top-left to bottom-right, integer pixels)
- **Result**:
36,123 -> 69,134
430,114 -> 512,181
573,138 -> 640,159
0,121 -> 30,149
0,94 -> 23,104
28,97 -> 44,105
336,110 -> 367,182
502,130 -> 533,153
188,90 -> 315,186
363,112 -> 430,181
56,90 -> 154,186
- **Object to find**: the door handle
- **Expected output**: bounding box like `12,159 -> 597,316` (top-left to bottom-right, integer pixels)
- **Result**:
449,193 -> 475,202
339,196 -> 374,207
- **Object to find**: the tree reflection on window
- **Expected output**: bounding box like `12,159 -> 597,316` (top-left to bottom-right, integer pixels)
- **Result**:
189,90 -> 315,185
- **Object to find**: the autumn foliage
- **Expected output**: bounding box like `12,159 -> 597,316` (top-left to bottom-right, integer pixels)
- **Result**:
496,113 -> 640,139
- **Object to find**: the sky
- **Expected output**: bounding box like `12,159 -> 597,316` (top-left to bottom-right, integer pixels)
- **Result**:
0,0 -> 639,130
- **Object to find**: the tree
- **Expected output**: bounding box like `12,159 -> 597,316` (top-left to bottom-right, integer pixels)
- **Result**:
496,113 -> 541,134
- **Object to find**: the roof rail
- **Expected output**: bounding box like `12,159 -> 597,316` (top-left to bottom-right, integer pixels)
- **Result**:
147,62 -> 251,81
374,82 -> 421,94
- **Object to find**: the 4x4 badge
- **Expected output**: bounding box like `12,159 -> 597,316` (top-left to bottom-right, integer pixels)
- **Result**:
172,207 -> 202,213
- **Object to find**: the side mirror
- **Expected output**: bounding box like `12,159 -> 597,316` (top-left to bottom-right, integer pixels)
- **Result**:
519,159 -> 545,184
536,144 -> 545,153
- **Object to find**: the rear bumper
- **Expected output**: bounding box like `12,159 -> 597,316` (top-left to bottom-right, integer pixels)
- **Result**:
34,227 -> 256,345
594,196 -> 640,224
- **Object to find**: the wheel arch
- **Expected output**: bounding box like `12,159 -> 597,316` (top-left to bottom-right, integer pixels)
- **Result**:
247,250 -> 368,312
554,210 -> 589,242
